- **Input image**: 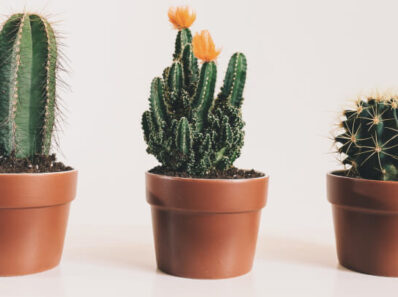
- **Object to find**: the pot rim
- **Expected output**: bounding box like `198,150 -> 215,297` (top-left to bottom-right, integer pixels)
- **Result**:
327,170 -> 398,213
146,171 -> 268,182
0,168 -> 77,177
328,170 -> 398,185
146,171 -> 268,212
0,169 -> 78,209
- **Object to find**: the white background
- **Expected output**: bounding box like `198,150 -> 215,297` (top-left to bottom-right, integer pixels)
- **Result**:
1,0 -> 398,296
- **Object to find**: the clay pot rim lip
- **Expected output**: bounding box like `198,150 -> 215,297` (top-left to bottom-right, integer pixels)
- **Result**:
146,170 -> 268,182
0,169 -> 78,177
328,170 -> 398,185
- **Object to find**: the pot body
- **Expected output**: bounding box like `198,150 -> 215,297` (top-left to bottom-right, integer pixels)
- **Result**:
327,171 -> 398,276
146,172 -> 268,279
0,170 -> 78,276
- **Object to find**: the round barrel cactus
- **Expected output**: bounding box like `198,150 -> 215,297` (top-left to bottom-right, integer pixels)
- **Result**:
335,95 -> 398,181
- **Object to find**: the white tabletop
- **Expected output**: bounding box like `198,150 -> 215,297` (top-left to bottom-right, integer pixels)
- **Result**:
1,225 -> 397,297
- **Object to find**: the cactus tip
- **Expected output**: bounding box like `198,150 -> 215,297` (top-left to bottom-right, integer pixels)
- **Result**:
168,6 -> 196,30
192,30 -> 221,62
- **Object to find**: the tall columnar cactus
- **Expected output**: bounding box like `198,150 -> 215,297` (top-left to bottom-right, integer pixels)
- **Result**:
142,7 -> 247,176
335,95 -> 398,181
0,13 -> 58,158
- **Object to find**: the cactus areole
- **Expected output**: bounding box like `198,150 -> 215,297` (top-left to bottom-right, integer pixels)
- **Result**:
142,8 -> 262,177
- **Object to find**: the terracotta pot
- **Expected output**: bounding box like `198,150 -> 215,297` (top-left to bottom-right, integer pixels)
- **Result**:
327,171 -> 398,277
146,172 -> 268,279
0,170 -> 78,276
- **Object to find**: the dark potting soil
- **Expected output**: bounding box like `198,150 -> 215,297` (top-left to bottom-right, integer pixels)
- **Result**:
150,166 -> 265,179
0,154 -> 73,173
334,170 -> 371,180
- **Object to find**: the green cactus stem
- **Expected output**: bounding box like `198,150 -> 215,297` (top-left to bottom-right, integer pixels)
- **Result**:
148,77 -> 168,128
218,52 -> 247,108
176,117 -> 191,154
173,28 -> 192,59
181,44 -> 199,94
192,61 -> 217,132
0,13 -> 58,158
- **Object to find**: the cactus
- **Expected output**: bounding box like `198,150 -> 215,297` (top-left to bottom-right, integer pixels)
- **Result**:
335,95 -> 398,181
142,7 -> 247,176
0,13 -> 58,158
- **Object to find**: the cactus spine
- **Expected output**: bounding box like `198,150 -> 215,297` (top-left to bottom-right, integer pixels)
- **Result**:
335,95 -> 398,181
0,13 -> 58,158
142,8 -> 247,176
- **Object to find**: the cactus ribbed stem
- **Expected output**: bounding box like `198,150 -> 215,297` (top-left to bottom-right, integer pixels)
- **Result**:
218,53 -> 247,108
40,16 -> 57,154
192,61 -> 217,132
182,44 -> 198,94
168,62 -> 183,101
0,13 -> 58,158
149,77 -> 167,128
176,117 -> 191,154
173,28 -> 192,59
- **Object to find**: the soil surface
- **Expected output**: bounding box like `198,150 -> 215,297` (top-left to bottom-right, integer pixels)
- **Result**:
0,154 -> 73,173
150,166 -> 265,179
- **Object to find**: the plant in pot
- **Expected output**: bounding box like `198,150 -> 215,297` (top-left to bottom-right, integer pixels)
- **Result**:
328,94 -> 398,276
142,6 -> 268,279
0,13 -> 77,276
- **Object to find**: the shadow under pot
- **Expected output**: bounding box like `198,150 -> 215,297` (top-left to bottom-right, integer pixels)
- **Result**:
146,172 -> 269,279
327,171 -> 398,277
0,170 -> 78,276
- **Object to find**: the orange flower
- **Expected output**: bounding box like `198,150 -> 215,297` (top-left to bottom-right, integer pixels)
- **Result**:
168,6 -> 196,30
192,30 -> 221,62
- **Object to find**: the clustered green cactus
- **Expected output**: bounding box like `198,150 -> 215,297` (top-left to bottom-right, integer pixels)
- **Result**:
335,95 -> 398,181
142,25 -> 247,176
0,13 -> 58,159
